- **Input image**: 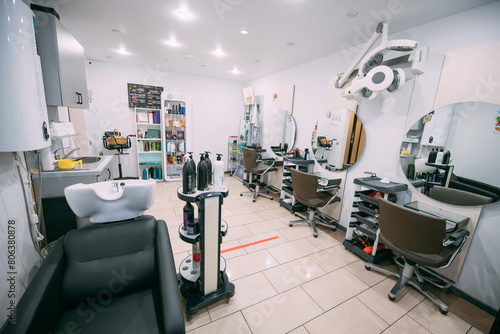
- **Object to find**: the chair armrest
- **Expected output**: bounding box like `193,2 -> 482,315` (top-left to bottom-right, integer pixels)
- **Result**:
318,185 -> 340,192
156,220 -> 186,334
441,229 -> 470,268
443,229 -> 470,247
1,238 -> 65,334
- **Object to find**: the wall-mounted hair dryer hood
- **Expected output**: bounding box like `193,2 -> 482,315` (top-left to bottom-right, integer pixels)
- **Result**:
336,23 -> 428,101
0,1 -> 51,152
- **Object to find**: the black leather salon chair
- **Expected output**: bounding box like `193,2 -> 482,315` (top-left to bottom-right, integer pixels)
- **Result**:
365,199 -> 470,315
240,147 -> 277,202
289,168 -> 341,238
429,185 -> 493,206
1,216 -> 185,334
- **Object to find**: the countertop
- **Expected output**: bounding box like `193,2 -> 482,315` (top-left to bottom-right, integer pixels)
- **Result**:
32,155 -> 113,178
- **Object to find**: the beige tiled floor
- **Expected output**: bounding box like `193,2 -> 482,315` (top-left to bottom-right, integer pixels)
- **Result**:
149,177 -> 491,334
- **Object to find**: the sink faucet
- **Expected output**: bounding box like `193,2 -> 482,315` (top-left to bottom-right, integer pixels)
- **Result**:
55,147 -> 80,160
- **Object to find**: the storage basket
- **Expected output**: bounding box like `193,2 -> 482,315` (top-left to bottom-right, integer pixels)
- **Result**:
107,129 -> 127,146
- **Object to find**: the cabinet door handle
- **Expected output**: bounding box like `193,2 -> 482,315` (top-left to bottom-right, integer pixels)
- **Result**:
76,92 -> 82,104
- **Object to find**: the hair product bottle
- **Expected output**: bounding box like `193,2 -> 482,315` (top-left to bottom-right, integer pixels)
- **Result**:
213,153 -> 224,190
197,153 -> 208,191
205,151 -> 212,186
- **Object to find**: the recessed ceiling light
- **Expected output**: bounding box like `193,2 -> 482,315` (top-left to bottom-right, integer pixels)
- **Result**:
177,9 -> 192,19
231,67 -> 241,74
165,38 -> 180,47
240,29 -> 249,35
185,54 -> 196,59
212,48 -> 226,57
347,11 -> 358,18
116,47 -> 129,55
287,42 -> 295,47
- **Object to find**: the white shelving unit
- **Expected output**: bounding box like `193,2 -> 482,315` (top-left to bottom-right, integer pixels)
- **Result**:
135,108 -> 163,180
162,92 -> 191,182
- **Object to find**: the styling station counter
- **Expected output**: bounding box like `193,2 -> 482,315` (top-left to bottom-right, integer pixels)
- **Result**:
177,186 -> 235,320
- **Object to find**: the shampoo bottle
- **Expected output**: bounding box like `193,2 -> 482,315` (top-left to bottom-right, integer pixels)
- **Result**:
183,202 -> 194,232
197,153 -> 208,191
182,153 -> 196,194
205,151 -> 212,186
436,149 -> 444,164
213,153 -> 224,190
442,150 -> 451,164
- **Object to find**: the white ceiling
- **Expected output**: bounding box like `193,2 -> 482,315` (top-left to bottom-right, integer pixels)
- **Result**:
49,0 -> 497,82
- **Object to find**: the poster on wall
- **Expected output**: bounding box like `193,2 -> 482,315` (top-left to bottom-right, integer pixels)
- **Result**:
128,83 -> 163,109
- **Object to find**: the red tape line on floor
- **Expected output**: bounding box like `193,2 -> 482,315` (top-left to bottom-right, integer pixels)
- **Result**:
221,236 -> 279,253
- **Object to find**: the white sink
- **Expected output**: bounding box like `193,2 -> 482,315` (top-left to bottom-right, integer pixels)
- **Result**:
64,179 -> 157,223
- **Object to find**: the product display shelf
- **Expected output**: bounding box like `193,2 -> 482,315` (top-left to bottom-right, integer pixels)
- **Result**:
343,176 -> 408,263
162,94 -> 190,182
227,136 -> 239,174
177,186 -> 235,320
135,108 -> 163,181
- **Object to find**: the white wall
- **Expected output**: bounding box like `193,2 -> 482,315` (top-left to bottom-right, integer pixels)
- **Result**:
85,61 -> 243,177
247,1 -> 500,311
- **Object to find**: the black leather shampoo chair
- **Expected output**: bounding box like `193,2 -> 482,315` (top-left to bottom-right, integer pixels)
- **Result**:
1,216 -> 185,334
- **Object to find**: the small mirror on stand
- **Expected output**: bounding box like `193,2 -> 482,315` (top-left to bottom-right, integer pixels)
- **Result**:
312,108 -> 365,171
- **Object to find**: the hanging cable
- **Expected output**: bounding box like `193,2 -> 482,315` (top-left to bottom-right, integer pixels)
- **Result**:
13,152 -> 43,258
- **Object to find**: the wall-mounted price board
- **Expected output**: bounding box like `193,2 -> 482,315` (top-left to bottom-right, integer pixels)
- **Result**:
127,83 -> 163,108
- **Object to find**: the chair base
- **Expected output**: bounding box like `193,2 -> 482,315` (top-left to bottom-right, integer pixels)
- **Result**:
240,182 -> 273,202
289,209 -> 337,238
365,259 -> 449,315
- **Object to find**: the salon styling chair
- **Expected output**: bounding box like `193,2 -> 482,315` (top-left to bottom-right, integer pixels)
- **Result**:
365,199 -> 470,315
1,216 -> 185,334
430,185 -> 494,206
289,169 -> 341,238
240,147 -> 277,202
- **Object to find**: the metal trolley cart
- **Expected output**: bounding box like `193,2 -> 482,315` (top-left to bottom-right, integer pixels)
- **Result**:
177,186 -> 235,320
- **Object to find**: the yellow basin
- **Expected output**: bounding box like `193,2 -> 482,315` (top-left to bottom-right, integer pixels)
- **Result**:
58,159 -> 83,170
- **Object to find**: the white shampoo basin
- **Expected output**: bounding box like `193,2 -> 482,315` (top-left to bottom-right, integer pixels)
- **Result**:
64,179 -> 157,223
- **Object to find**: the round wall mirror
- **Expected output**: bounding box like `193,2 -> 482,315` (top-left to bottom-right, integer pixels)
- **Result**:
268,110 -> 296,156
400,102 -> 500,206
312,108 -> 365,171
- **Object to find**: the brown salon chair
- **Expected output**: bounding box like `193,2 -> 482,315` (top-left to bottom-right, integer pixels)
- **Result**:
240,147 -> 278,202
429,185 -> 493,206
365,199 -> 470,315
289,169 -> 341,237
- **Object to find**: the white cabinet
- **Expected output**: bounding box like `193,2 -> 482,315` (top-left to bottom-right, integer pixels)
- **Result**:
33,6 -> 89,109
135,108 -> 163,180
